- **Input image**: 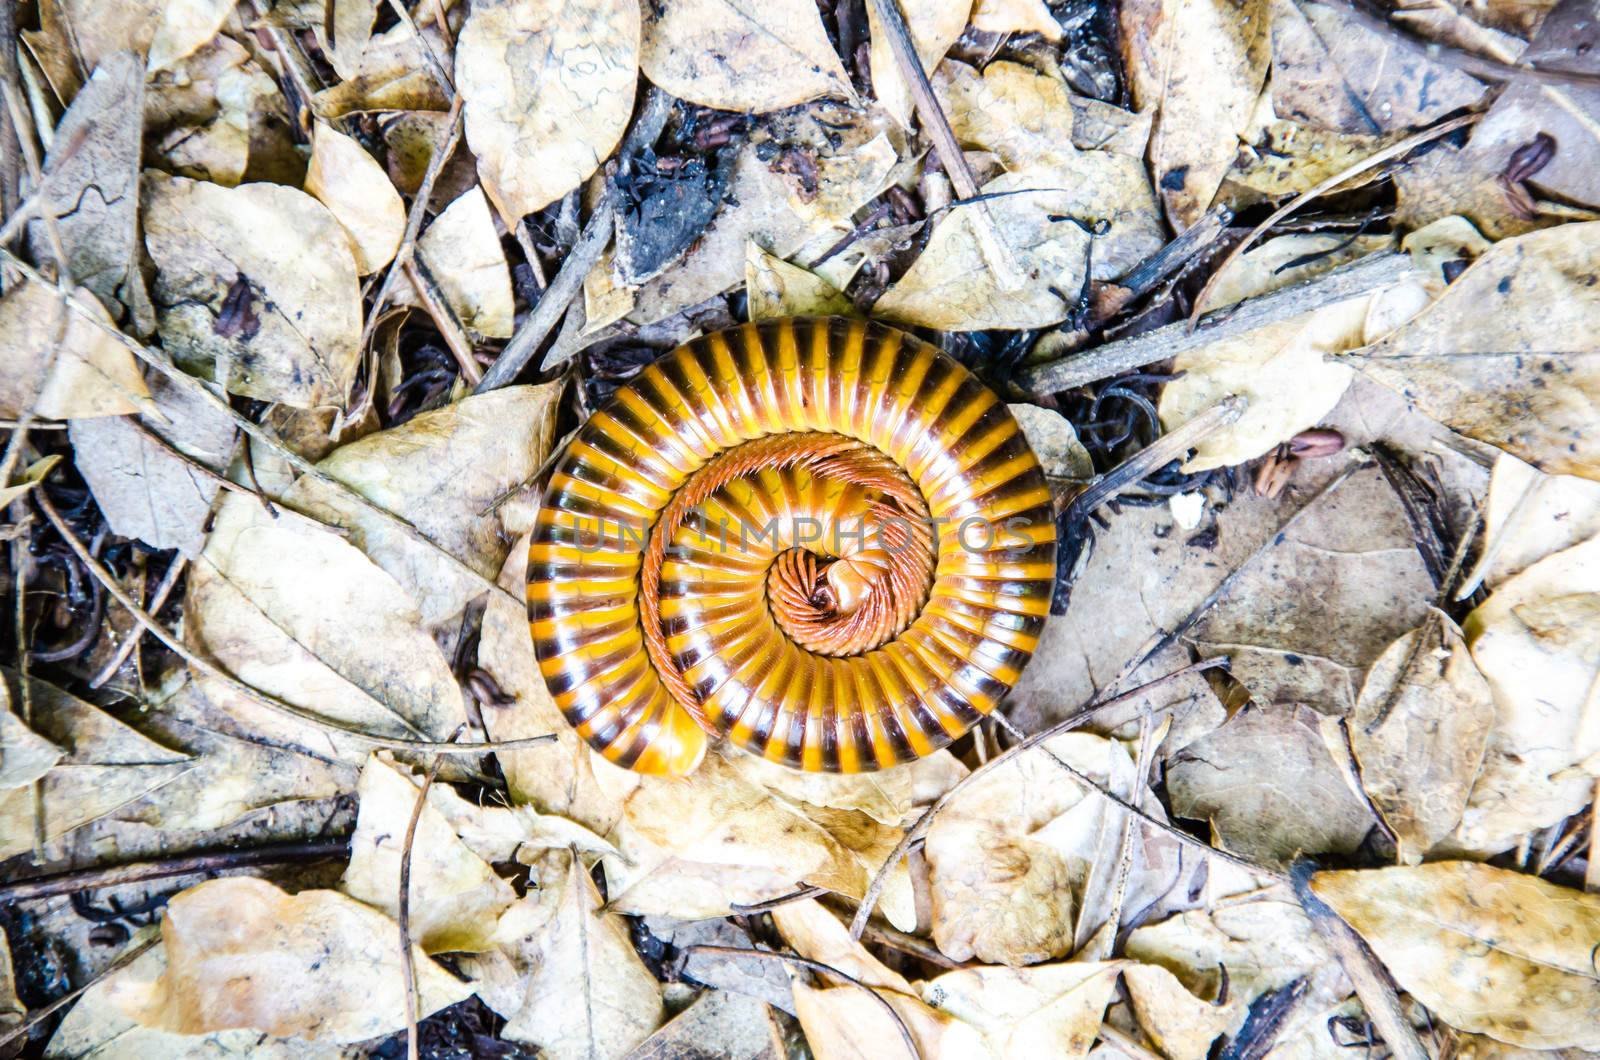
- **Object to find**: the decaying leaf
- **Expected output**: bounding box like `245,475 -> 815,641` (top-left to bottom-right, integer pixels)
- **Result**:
107,878 -> 471,1043
0,279 -> 153,420
184,494 -> 470,763
394,186 -> 515,339
1350,611 -> 1494,864
868,0 -> 971,128
744,243 -> 856,321
458,0 -> 639,217
1313,862 -> 1600,1050
143,173 -> 362,410
1347,222 -> 1600,481
639,0 -> 852,113
304,121 -> 406,276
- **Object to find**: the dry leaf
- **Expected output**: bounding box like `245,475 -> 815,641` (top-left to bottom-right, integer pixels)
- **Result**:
69,372 -> 237,557
1202,234 -> 1397,312
285,383 -> 560,626
972,0 -> 1062,39
773,899 -> 914,994
1121,0 -> 1271,226
869,0 -> 971,127
499,854 -> 664,1057
108,878 -> 471,1042
627,990 -> 782,1060
304,121 -> 406,276
312,0 -> 377,81
1312,862 -> 1600,1050
143,172 -> 362,410
1466,452 -> 1600,590
744,243 -> 857,321
458,0 -> 638,217
184,493 -> 470,763
1167,704 -> 1376,867
312,22 -> 452,118
1122,963 -> 1235,1060
0,709 -> 63,790
394,186 -> 515,339
51,0 -> 232,74
1347,222 -> 1600,481
1350,612 -> 1494,864
920,962 -> 1123,1060
732,748 -> 967,827
0,279 -> 153,420
339,754 -> 516,953
1222,118 -> 1401,207
640,0 -> 852,113
1012,403 -> 1095,483
791,978 -> 953,1060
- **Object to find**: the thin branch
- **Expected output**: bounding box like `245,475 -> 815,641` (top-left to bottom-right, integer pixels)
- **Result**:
0,840 -> 350,901
87,552 -> 186,689
400,731 -> 459,1060
403,251 -> 482,385
1066,397 -> 1246,517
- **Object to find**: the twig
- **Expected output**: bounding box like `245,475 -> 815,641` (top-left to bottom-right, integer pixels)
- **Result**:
9,526 -> 45,863
685,945 -> 924,1060
31,486 -> 555,755
400,729 -> 460,1060
1290,861 -> 1429,1060
1023,252 -> 1414,395
1187,114 -> 1479,327
866,0 -> 1023,291
1067,397 -> 1246,517
87,552 -> 186,688
1090,204 -> 1233,326
477,88 -> 674,387
403,252 -> 482,385
0,839 -> 350,901
848,658 -> 1236,940
0,933 -> 162,1049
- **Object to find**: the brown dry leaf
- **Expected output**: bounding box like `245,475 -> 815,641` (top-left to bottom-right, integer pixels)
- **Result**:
744,243 -> 857,321
919,962 -> 1123,1059
1167,704 -> 1376,866
304,122 -> 406,276
497,853 -> 664,1058
393,186 -> 515,339
312,22 -> 452,118
339,753 -> 516,954
107,877 -> 470,1042
458,0 -> 638,217
1452,533 -> 1600,855
1466,452 -> 1600,590
1347,222 -> 1600,481
285,382 -> 560,626
1350,611 -> 1494,864
184,493 -> 470,763
0,279 -> 153,420
1121,0 -> 1271,227
1122,963 -> 1236,1060
0,669 -> 190,861
143,172 -> 362,410
27,51 -> 152,333
312,0 -> 376,80
640,0 -> 852,113
868,0 -> 971,127
972,0 -> 1062,38
46,934 -> 353,1059
1268,0 -> 1485,134
49,0 -> 232,75
1312,862 -> 1600,1050
68,373 -> 237,557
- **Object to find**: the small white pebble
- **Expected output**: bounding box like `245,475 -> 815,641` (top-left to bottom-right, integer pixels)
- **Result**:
1170,492 -> 1205,530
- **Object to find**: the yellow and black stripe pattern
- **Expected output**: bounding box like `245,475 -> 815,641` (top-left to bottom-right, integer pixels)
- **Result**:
528,318 -> 1056,775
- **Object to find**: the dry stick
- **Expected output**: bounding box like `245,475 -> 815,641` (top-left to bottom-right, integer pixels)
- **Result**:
32,487 -> 554,755
1290,861 -> 1429,1060
10,530 -> 45,862
1090,204 -> 1233,326
0,933 -> 162,1050
686,945 -> 924,1060
1066,396 -> 1246,517
0,250 -> 523,612
866,0 -> 1023,291
404,252 -> 482,385
848,658 -> 1236,941
1187,113 -> 1480,328
1024,252 -> 1414,396
0,839 -> 350,902
399,731 -> 458,1060
88,552 -> 186,688
478,87 -> 675,387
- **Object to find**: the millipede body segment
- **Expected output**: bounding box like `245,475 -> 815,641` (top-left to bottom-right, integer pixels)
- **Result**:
528,318 -> 1056,775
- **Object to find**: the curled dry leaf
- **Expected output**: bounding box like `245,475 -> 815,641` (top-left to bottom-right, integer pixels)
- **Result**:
0,279 -> 154,420
640,0 -> 852,113
458,0 -> 639,217
744,243 -> 856,321
1350,611 -> 1494,864
184,493 -> 469,763
868,0 -> 971,127
311,0 -> 377,81
107,877 -> 471,1043
145,37 -> 301,188
143,173 -> 362,410
304,122 -> 406,276
1312,862 -> 1600,1050
394,186 -> 515,339
1347,221 -> 1600,481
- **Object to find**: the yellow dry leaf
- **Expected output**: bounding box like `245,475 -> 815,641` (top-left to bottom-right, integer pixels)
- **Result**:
744,243 -> 856,321
146,37 -> 296,188
868,0 -> 972,127
1121,0 -> 1271,227
1011,404 -> 1095,484
311,0 -> 376,81
1122,963 -> 1235,1060
1350,611 -> 1494,864
1348,221 -> 1600,481
641,0 -> 853,113
733,746 -> 967,826
1465,451 -> 1600,591
972,0 -> 1061,39
458,0 -> 638,217
920,962 -> 1123,1060
0,280 -> 153,420
394,186 -> 515,339
0,703 -> 62,791
773,899 -> 915,994
1312,862 -> 1600,1050
1221,119 -> 1399,208
312,22 -> 451,119
304,121 -> 405,275
792,978 -> 956,1060
107,878 -> 471,1043
50,0 -> 231,73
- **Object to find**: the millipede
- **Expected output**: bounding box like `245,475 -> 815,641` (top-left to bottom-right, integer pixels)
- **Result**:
528,317 -> 1056,775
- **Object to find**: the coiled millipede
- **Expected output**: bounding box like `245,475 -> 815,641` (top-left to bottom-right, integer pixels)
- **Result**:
528,318 -> 1056,775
